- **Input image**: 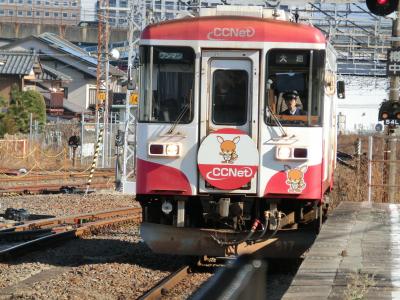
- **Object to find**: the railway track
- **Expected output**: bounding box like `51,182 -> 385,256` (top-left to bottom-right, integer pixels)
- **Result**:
0,207 -> 141,260
140,265 -> 193,300
0,171 -> 114,182
139,257 -> 223,299
0,168 -> 115,194
0,182 -> 113,194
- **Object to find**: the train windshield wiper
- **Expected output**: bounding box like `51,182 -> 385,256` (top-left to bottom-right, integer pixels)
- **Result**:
166,103 -> 189,135
266,105 -> 288,137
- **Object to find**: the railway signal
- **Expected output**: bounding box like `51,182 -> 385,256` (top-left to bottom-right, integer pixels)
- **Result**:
68,135 -> 81,167
378,100 -> 400,125
366,0 -> 399,16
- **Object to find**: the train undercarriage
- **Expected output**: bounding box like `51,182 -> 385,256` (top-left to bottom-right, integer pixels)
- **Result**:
138,195 -> 327,256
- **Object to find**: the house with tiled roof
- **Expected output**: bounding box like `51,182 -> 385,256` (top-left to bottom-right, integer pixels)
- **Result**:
0,51 -> 42,100
1,33 -> 125,115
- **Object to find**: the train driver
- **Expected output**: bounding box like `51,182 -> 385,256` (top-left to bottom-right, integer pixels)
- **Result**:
281,90 -> 306,116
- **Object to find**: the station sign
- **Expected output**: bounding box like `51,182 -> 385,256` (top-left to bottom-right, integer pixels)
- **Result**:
387,48 -> 400,76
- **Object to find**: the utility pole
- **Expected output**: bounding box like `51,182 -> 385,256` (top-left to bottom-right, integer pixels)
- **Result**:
387,2 -> 400,202
96,0 -> 110,169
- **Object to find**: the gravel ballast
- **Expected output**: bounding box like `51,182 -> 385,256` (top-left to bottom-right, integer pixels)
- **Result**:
0,193 -> 199,299
0,193 -> 298,299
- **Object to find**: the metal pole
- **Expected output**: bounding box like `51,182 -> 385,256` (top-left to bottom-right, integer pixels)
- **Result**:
95,110 -> 101,167
29,112 -> 33,150
34,120 -> 38,142
103,57 -> 110,168
368,136 -> 373,204
80,112 -> 84,165
356,138 -> 362,199
110,112 -> 113,167
388,135 -> 397,202
387,2 -> 400,203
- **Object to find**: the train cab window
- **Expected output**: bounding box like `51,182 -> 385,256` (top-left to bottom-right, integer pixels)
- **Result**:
265,49 -> 325,127
212,70 -> 248,125
139,46 -> 195,123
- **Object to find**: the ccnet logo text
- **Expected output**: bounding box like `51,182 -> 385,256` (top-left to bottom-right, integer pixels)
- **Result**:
207,27 -> 255,40
206,166 -> 254,181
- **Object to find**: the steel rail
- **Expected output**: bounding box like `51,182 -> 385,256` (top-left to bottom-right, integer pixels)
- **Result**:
0,209 -> 141,260
0,182 -> 113,194
0,228 -> 53,241
139,265 -> 191,300
0,171 -> 114,182
0,231 -> 76,260
8,207 -> 141,232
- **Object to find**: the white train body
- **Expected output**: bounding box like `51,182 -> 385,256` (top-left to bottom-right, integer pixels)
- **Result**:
136,7 -> 341,256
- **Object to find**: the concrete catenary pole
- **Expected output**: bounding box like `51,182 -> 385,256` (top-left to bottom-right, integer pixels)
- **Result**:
387,2 -> 400,202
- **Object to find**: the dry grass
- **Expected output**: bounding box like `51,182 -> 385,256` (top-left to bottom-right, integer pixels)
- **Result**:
0,140 -> 84,172
0,124 -> 90,172
332,134 -> 400,203
344,270 -> 375,300
1,133 -> 398,202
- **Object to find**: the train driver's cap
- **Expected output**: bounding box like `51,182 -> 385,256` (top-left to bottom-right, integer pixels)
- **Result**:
283,91 -> 299,101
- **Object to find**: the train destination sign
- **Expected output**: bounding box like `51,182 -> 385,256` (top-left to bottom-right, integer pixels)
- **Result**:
387,48 -> 400,76
275,53 -> 307,65
197,128 -> 259,190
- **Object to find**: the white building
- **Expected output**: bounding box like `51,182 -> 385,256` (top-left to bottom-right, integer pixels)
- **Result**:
80,0 -> 97,21
337,76 -> 387,133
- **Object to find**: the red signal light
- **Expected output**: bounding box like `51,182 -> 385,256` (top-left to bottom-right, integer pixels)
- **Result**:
366,0 -> 398,16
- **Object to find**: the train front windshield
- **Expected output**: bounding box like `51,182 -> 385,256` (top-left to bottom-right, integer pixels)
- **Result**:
265,49 -> 325,127
139,46 -> 195,123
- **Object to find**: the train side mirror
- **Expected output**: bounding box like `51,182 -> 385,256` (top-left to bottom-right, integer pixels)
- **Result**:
337,80 -> 345,99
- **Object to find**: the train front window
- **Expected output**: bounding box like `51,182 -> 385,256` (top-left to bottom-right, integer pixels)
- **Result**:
265,49 -> 325,127
139,46 -> 195,123
212,70 -> 248,125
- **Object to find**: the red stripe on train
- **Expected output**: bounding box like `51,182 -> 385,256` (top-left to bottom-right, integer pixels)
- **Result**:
264,164 -> 322,200
142,16 -> 326,43
136,159 -> 192,195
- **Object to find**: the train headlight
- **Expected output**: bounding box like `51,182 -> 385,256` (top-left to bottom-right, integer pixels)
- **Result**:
381,112 -> 389,119
166,144 -> 180,156
276,146 -> 292,160
148,142 -> 181,157
275,146 -> 308,160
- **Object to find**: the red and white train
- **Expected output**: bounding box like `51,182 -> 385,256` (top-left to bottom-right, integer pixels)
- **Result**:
136,6 -> 345,256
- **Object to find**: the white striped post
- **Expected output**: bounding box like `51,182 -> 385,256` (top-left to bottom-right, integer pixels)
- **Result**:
85,126 -> 104,195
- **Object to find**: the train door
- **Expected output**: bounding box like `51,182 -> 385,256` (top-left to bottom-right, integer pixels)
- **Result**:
198,50 -> 260,194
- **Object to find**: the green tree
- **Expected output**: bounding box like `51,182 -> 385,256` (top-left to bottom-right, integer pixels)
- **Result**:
0,95 -> 11,137
0,114 -> 17,137
0,85 -> 46,135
